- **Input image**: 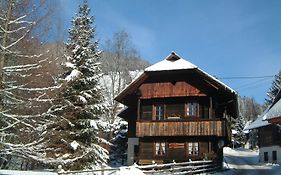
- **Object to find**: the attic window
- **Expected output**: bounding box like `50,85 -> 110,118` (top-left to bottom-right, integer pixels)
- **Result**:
166,52 -> 180,62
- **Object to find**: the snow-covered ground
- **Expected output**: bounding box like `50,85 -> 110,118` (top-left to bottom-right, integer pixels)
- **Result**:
1,147 -> 280,175
0,166 -> 145,175
213,147 -> 281,175
0,169 -> 57,175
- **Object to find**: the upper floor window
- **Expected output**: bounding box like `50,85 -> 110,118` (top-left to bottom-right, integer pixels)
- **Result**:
155,142 -> 166,156
187,142 -> 199,156
187,102 -> 198,116
199,104 -> 209,119
155,105 -> 164,120
166,104 -> 185,119
141,105 -> 152,120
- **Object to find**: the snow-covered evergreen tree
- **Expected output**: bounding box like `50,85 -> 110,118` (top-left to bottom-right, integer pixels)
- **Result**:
108,117 -> 128,166
233,115 -> 246,147
45,0 -> 108,169
265,70 -> 281,105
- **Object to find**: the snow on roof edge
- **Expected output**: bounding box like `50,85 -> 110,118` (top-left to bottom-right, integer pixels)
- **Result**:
197,68 -> 237,94
263,98 -> 281,120
244,108 -> 271,130
145,52 -> 236,94
145,53 -> 197,72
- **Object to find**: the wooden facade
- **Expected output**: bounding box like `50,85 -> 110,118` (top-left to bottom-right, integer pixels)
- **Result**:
115,52 -> 237,166
139,81 -> 206,99
258,125 -> 281,148
137,137 -> 222,164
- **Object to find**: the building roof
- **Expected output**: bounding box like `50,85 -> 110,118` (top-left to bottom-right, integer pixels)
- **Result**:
145,52 -> 236,93
244,114 -> 270,130
145,52 -> 197,71
264,91 -> 281,121
245,91 -> 281,130
115,52 -> 237,110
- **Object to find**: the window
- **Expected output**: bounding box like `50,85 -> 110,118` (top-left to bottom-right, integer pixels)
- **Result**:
199,105 -> 209,119
273,151 -> 277,162
155,142 -> 166,156
141,105 -> 152,120
187,102 -> 198,116
166,104 -> 184,119
264,152 -> 268,162
155,105 -> 164,120
187,142 -> 199,156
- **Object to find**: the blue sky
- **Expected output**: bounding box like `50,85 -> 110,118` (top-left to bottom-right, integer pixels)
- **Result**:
58,0 -> 281,104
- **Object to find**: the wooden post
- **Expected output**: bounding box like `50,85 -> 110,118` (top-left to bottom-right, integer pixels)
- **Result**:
209,97 -> 213,119
101,165 -> 105,175
137,99 -> 140,120
208,140 -> 212,157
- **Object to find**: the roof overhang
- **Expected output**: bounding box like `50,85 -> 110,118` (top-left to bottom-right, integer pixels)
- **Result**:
114,52 -> 238,117
264,90 -> 281,123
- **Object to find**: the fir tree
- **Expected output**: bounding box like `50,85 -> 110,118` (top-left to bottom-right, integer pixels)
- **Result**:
233,115 -> 246,147
109,117 -> 128,166
265,70 -> 281,105
46,1 -> 108,169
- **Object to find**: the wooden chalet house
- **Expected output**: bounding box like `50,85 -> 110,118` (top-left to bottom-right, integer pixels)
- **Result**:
115,52 -> 238,166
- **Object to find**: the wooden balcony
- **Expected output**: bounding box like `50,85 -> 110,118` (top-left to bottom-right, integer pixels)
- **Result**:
136,119 -> 229,138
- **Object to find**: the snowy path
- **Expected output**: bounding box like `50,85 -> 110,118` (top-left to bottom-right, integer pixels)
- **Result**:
214,147 -> 281,175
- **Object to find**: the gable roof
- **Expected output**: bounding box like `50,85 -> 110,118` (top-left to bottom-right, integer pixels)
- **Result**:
115,52 -> 237,105
145,52 -> 235,93
246,90 -> 281,130
264,90 -> 281,121
244,113 -> 270,131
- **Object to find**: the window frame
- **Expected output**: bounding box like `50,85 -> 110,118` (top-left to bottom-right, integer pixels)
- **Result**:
187,142 -> 199,156
155,104 -> 165,121
186,101 -> 199,117
154,141 -> 166,157
141,105 -> 152,120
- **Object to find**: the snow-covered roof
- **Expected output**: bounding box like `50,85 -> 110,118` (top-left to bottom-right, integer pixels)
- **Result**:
145,52 -> 236,94
115,52 -> 238,106
244,114 -> 270,131
245,92 -> 281,130
264,97 -> 281,120
145,52 -> 197,71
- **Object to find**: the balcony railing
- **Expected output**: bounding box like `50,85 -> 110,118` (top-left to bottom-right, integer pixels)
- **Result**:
136,119 -> 229,138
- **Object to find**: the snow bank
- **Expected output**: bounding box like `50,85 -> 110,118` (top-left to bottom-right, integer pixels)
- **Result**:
118,166 -> 145,175
0,170 -> 57,175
